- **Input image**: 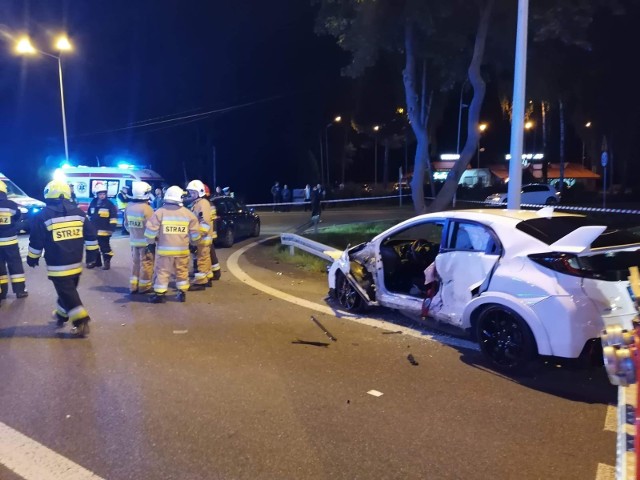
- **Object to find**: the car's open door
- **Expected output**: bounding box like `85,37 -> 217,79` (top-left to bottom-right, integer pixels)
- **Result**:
430,221 -> 501,326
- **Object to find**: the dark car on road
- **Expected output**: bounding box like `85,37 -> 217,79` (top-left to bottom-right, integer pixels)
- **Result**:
211,196 -> 260,247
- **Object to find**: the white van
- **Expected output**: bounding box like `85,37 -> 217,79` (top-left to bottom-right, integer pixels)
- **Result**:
0,172 -> 46,232
58,166 -> 165,225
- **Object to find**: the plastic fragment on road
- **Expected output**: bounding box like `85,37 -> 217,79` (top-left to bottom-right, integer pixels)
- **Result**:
367,390 -> 383,397
173,330 -> 188,334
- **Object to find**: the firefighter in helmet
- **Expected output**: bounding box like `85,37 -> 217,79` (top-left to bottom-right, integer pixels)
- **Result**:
0,179 -> 28,305
203,183 -> 222,280
87,181 -> 118,270
124,181 -> 154,294
144,186 -> 200,303
27,180 -> 99,336
184,179 -> 216,290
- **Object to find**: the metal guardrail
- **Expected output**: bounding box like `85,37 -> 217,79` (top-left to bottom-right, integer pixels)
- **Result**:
280,233 -> 341,262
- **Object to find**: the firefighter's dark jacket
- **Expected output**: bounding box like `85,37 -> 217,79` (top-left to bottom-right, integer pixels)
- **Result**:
0,192 -> 21,244
88,197 -> 118,236
28,198 -> 99,277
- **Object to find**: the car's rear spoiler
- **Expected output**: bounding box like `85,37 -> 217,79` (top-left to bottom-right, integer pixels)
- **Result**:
549,225 -> 607,254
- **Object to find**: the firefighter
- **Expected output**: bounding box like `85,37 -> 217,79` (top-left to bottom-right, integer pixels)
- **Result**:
185,179 -> 216,290
203,184 -> 222,281
0,179 -> 28,304
87,181 -> 118,270
116,185 -> 131,235
144,185 -> 200,303
26,180 -> 99,336
124,181 -> 154,294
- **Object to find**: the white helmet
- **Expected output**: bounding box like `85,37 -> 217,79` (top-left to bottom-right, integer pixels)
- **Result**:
94,181 -> 107,195
164,185 -> 185,205
132,181 -> 152,200
186,179 -> 206,198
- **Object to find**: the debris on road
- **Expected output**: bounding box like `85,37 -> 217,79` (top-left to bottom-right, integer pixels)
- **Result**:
407,354 -> 419,366
173,330 -> 188,335
367,390 -> 383,397
310,315 -> 337,342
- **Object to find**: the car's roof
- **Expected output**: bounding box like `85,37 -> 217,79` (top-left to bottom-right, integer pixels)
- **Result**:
421,208 -> 580,223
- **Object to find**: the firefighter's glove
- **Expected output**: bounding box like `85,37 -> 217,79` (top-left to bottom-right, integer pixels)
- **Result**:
146,244 -> 156,255
189,244 -> 198,254
26,256 -> 39,268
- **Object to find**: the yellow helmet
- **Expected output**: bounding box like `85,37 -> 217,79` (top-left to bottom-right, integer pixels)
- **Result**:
0,180 -> 6,194
44,180 -> 71,200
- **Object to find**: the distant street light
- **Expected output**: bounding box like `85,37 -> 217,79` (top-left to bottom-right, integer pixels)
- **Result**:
373,125 -> 380,186
582,121 -> 592,167
15,35 -> 73,163
324,115 -> 342,187
477,123 -> 488,169
524,121 -> 534,153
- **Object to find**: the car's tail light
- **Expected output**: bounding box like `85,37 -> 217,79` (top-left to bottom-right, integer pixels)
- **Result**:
528,252 -> 601,279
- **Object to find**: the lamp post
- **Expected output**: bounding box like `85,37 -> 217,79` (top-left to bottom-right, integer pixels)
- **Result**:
324,115 -> 341,188
524,120 -> 534,154
16,35 -> 72,163
582,121 -> 592,168
477,123 -> 487,169
373,125 -> 380,186
457,80 -> 469,155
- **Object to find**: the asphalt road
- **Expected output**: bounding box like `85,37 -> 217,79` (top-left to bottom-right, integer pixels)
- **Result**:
0,207 -> 617,480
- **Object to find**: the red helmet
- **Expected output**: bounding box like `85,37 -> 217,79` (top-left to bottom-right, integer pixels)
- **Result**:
203,184 -> 211,197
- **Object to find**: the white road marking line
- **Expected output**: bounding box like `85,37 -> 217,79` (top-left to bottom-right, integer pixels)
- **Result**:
604,404 -> 617,432
595,463 -> 615,480
0,421 -> 104,480
228,237 -> 479,352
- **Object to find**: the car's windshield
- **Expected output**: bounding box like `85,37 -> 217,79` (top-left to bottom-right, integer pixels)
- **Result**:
516,217 -> 640,248
2,179 -> 28,197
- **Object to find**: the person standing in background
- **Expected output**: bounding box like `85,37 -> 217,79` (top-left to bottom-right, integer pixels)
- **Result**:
87,182 -> 118,270
0,179 -> 28,304
124,181 -> 155,294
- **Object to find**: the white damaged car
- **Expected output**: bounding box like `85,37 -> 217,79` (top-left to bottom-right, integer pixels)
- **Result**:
327,208 -> 640,372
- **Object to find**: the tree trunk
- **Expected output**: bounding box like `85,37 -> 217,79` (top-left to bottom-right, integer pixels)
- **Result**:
541,101 -> 548,184
559,98 -> 565,195
426,0 -> 494,212
403,21 -> 430,214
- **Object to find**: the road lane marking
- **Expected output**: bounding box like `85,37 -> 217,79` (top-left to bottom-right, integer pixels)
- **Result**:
0,421 -> 104,480
604,404 -> 617,432
595,463 -> 615,480
227,237 -> 479,352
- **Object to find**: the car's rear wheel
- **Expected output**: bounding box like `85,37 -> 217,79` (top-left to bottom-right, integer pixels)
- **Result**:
251,220 -> 260,237
221,228 -> 234,248
476,306 -> 536,373
545,197 -> 558,205
335,271 -> 363,312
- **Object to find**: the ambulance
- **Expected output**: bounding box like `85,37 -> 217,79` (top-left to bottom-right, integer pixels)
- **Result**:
57,165 -> 165,225
0,172 -> 46,232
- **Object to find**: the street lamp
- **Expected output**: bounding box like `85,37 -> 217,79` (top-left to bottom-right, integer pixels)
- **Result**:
324,116 -> 342,187
477,123 -> 487,169
15,35 -> 73,163
582,121 -> 592,167
524,120 -> 534,153
373,125 -> 380,186
457,79 -> 469,155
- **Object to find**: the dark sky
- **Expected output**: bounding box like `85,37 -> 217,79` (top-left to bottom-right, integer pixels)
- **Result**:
0,0 -> 360,202
1,1 -> 638,202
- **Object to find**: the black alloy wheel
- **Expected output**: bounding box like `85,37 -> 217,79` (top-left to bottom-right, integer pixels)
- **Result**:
221,228 -> 235,248
476,306 -> 536,373
335,271 -> 363,312
251,220 -> 260,237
